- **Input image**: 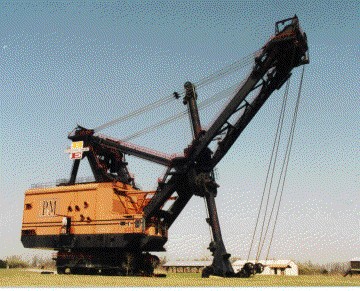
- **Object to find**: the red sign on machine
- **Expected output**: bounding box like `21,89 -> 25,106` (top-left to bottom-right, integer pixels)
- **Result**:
71,152 -> 83,159
65,141 -> 89,160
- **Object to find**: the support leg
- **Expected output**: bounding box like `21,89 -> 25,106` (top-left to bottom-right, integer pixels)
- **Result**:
203,190 -> 234,277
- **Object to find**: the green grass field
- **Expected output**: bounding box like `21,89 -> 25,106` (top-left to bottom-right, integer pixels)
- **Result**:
0,269 -> 359,287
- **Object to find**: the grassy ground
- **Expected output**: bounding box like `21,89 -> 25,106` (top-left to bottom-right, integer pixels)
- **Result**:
0,269 -> 359,287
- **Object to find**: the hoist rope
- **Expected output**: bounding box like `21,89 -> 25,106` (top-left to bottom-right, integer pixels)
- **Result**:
264,65 -> 305,260
254,79 -> 291,261
249,65 -> 305,261
93,51 -> 256,133
247,79 -> 291,261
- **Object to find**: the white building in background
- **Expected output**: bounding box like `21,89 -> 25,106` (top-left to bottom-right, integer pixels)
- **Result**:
163,261 -> 212,273
233,259 -> 298,276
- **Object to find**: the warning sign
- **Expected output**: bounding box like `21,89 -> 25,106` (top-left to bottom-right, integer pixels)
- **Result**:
65,141 -> 89,160
71,152 -> 83,159
71,141 -> 84,149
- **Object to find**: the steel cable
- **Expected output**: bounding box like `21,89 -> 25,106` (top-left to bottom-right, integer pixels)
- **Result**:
265,65 -> 305,260
94,52 -> 257,133
247,79 -> 291,261
122,82 -> 242,141
254,79 -> 291,261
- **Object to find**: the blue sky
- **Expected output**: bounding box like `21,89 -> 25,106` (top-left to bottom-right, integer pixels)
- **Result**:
0,0 -> 358,264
